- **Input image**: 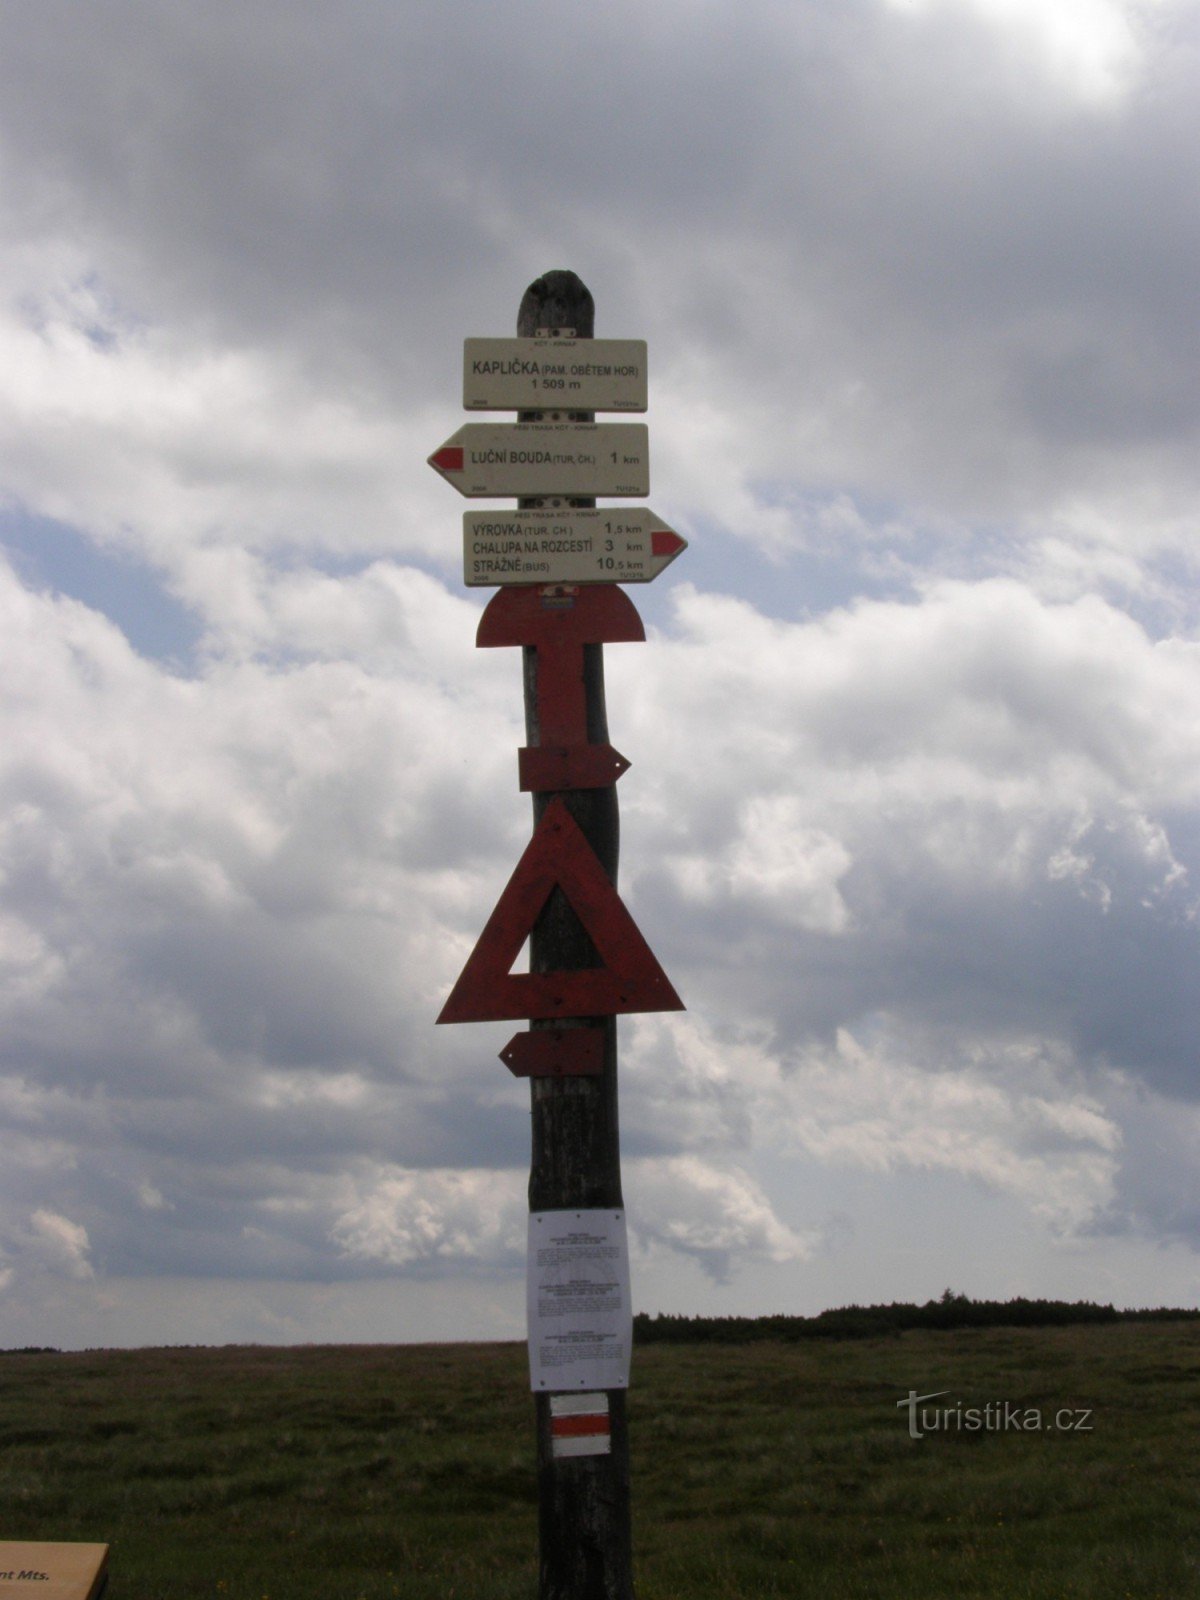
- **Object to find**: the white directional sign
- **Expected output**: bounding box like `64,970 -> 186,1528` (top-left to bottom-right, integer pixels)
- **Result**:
464,338 -> 647,412
463,508 -> 686,586
428,423 -> 648,498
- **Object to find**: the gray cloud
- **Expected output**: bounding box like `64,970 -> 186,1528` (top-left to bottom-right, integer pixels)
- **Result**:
2,1 -> 1196,537
2,0 -> 1200,1343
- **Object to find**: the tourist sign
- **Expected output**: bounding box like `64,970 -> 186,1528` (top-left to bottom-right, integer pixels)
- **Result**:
428,423 -> 648,497
462,507 -> 686,586
464,337 -> 647,411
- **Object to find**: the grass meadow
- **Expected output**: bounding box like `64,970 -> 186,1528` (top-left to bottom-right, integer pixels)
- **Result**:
2,1321 -> 1198,1599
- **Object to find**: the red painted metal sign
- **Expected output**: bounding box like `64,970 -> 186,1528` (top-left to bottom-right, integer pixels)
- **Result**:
518,744 -> 630,793
478,584 -> 644,748
500,1028 -> 605,1078
437,798 -> 683,1024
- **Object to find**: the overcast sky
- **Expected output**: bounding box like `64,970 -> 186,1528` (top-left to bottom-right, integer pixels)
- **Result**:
3,0 -> 1200,1349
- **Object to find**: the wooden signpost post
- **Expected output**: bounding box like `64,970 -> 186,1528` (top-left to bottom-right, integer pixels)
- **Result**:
433,270 -> 683,1600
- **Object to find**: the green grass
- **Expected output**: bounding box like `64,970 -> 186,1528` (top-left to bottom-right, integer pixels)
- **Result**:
1,1322 -> 1198,1598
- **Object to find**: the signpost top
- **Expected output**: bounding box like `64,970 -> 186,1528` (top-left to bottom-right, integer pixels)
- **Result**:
464,337 -> 647,412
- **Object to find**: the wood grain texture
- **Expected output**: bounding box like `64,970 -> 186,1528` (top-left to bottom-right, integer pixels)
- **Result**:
518,271 -> 636,1600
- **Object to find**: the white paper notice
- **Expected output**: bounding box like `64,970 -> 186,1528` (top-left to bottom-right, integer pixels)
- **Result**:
527,1209 -> 632,1391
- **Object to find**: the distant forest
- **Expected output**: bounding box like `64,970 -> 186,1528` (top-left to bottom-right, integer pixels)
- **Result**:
633,1290 -> 1200,1343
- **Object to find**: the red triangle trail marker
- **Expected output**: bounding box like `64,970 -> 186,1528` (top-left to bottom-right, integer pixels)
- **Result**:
437,798 -> 683,1024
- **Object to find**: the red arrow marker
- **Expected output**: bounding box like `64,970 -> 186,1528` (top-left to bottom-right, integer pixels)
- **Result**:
500,1028 -> 605,1077
651,529 -> 686,558
430,445 -> 464,472
518,744 -> 631,793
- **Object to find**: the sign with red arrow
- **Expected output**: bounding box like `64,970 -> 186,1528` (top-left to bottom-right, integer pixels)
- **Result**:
462,508 -> 686,587
428,423 -> 648,498
436,798 -> 683,1024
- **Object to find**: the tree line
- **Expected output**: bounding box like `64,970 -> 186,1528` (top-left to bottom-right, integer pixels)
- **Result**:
633,1290 -> 1200,1343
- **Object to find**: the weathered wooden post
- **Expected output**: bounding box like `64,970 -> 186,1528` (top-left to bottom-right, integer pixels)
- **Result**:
521,271 -> 633,1600
432,270 -> 686,1600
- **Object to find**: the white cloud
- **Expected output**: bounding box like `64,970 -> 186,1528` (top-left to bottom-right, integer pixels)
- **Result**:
779,1029 -> 1122,1232
626,1014 -> 1124,1236
618,582 -> 1200,945
628,1155 -> 815,1284
28,1209 -> 94,1281
670,795 -> 852,932
4,531 -> 1200,1337
330,1166 -> 525,1270
884,0 -> 1163,103
0,266 -> 450,579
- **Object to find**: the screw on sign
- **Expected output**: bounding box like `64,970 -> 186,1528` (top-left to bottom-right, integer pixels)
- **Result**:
430,270 -> 685,1600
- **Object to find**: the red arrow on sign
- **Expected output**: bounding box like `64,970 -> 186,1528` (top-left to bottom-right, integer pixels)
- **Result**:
427,423 -> 649,498
461,508 -> 687,587
651,529 -> 686,558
